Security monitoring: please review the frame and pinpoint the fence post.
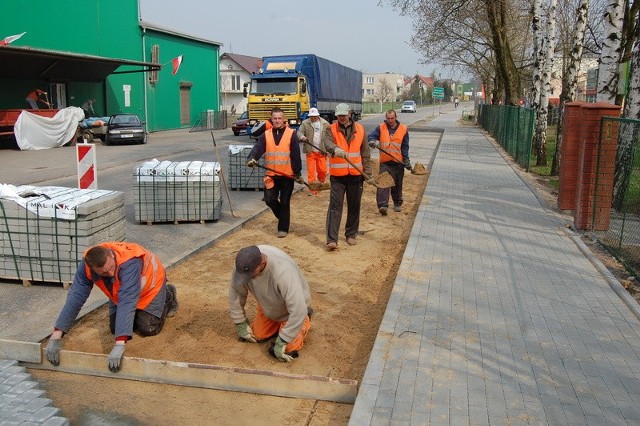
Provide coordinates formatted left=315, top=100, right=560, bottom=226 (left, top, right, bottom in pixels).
left=557, top=101, right=586, bottom=210
left=573, top=103, right=621, bottom=230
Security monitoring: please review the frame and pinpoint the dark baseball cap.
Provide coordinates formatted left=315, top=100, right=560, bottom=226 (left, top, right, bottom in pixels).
left=233, top=245, right=262, bottom=285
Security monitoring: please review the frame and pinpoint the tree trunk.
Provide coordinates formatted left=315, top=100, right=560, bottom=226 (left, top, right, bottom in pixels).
left=596, top=0, right=624, bottom=103
left=534, top=0, right=558, bottom=167
left=531, top=0, right=544, bottom=110
left=484, top=0, right=521, bottom=105
left=552, top=0, right=590, bottom=176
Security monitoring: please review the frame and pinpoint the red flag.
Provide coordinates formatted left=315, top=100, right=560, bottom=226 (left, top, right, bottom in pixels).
left=171, top=55, right=183, bottom=75
left=0, top=32, right=26, bottom=46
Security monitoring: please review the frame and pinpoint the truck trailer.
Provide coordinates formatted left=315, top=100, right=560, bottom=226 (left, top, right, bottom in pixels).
left=243, top=54, right=362, bottom=131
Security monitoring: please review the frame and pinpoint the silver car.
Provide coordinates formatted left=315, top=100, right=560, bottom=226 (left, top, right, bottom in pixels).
left=401, top=100, right=417, bottom=113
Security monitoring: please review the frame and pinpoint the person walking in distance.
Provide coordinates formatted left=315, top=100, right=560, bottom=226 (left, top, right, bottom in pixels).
left=246, top=107, right=304, bottom=238
left=229, top=245, right=312, bottom=362
left=297, top=107, right=330, bottom=189
left=368, top=109, right=411, bottom=215
left=44, top=242, right=179, bottom=373
left=324, top=103, right=373, bottom=250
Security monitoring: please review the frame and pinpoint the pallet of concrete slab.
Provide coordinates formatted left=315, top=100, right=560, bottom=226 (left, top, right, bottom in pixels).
left=2, top=339, right=358, bottom=403
left=134, top=160, right=222, bottom=224
left=228, top=144, right=266, bottom=190
left=0, top=184, right=125, bottom=286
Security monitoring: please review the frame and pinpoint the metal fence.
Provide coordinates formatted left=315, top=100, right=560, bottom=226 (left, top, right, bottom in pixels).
left=477, top=104, right=535, bottom=170
left=593, top=116, right=640, bottom=277
left=189, top=110, right=228, bottom=132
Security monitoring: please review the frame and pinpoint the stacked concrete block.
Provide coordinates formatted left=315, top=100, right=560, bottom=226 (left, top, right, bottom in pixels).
left=0, top=185, right=125, bottom=284
left=134, top=160, right=222, bottom=223
left=229, top=144, right=265, bottom=190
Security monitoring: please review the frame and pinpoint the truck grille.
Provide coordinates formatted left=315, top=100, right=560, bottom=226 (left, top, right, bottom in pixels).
left=250, top=102, right=298, bottom=122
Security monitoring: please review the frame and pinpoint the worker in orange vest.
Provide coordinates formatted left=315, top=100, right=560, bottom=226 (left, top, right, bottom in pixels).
left=45, top=242, right=179, bottom=373
left=246, top=107, right=303, bottom=238
left=323, top=103, right=373, bottom=250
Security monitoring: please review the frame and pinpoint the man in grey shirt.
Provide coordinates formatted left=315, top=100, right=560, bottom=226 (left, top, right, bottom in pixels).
left=229, top=245, right=312, bottom=362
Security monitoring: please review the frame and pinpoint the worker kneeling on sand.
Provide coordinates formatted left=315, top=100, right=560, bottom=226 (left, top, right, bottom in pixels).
left=229, top=245, right=312, bottom=362
left=45, top=242, right=179, bottom=373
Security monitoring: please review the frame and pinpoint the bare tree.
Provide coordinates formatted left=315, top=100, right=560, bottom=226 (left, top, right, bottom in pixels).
left=612, top=1, right=640, bottom=208
left=551, top=0, right=590, bottom=175
left=531, top=0, right=544, bottom=108
left=378, top=77, right=396, bottom=102
left=533, top=0, right=558, bottom=166
left=596, top=0, right=624, bottom=103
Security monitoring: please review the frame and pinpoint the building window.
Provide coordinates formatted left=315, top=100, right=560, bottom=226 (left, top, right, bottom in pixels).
left=231, top=75, right=241, bottom=91
left=366, top=77, right=374, bottom=84
left=366, top=88, right=375, bottom=95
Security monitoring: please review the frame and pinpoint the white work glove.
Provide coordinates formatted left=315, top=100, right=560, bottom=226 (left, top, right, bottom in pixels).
left=108, top=342, right=126, bottom=373
left=273, top=336, right=294, bottom=362
left=235, top=320, right=257, bottom=343
left=246, top=159, right=258, bottom=168
left=368, top=139, right=379, bottom=149
left=333, top=147, right=347, bottom=159
left=45, top=338, right=62, bottom=366
left=365, top=177, right=377, bottom=186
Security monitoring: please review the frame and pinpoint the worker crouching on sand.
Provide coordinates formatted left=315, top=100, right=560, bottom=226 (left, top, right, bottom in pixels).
left=229, top=245, right=312, bottom=362
left=45, top=242, right=178, bottom=373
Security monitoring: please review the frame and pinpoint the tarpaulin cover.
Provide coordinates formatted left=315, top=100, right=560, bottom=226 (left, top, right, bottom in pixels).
left=14, top=107, right=84, bottom=150
left=260, top=54, right=362, bottom=105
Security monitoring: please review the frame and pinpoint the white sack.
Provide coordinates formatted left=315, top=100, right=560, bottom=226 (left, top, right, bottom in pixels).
left=14, top=107, right=85, bottom=150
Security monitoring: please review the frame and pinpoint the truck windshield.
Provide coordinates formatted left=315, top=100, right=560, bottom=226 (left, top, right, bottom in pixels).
left=250, top=78, right=298, bottom=95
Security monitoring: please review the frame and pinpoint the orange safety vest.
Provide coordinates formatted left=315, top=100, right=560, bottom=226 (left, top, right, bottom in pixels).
left=329, top=122, right=365, bottom=176
left=83, top=242, right=165, bottom=310
left=264, top=127, right=294, bottom=177
left=378, top=123, right=407, bottom=163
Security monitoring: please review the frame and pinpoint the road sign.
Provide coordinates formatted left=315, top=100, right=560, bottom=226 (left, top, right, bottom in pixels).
left=77, top=143, right=98, bottom=189
left=432, top=87, right=445, bottom=99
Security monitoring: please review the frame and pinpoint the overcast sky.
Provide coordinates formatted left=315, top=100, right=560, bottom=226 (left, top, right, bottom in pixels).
left=138, top=0, right=441, bottom=77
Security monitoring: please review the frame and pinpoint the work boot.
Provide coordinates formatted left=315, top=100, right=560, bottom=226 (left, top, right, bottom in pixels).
left=166, top=284, right=179, bottom=317
left=278, top=231, right=288, bottom=238
left=327, top=241, right=337, bottom=251
left=394, top=205, right=401, bottom=212
left=379, top=206, right=388, bottom=216
left=307, top=306, right=314, bottom=319
left=347, top=237, right=357, bottom=246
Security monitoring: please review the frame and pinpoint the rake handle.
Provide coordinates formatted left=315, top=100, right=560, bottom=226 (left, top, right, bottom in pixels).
left=300, top=138, right=379, bottom=187
left=254, top=163, right=315, bottom=192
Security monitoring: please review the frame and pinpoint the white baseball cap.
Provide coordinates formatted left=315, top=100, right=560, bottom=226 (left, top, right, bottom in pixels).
left=335, top=103, right=350, bottom=115
left=308, top=107, right=320, bottom=117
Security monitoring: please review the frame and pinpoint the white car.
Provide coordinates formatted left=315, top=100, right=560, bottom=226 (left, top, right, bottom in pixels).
left=401, top=100, right=417, bottom=113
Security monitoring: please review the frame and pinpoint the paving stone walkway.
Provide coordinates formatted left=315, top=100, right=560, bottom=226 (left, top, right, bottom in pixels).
left=350, top=110, right=640, bottom=425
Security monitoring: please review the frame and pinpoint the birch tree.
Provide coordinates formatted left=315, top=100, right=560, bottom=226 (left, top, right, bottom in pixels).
left=550, top=0, right=590, bottom=175
left=596, top=0, right=624, bottom=103
left=533, top=0, right=558, bottom=166
left=531, top=0, right=544, bottom=109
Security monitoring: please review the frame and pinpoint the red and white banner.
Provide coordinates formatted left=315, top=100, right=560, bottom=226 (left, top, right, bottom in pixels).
left=171, top=55, right=183, bottom=75
left=76, top=143, right=98, bottom=189
left=0, top=32, right=26, bottom=46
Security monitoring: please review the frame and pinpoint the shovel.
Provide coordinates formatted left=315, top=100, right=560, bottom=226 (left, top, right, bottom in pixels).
left=373, top=143, right=428, bottom=175
left=253, top=163, right=320, bottom=194
left=298, top=139, right=394, bottom=188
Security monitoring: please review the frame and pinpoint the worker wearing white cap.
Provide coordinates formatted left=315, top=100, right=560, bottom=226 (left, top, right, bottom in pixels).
left=297, top=107, right=330, bottom=187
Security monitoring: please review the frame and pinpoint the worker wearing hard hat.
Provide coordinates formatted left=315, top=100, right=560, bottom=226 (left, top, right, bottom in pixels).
left=297, top=107, right=330, bottom=188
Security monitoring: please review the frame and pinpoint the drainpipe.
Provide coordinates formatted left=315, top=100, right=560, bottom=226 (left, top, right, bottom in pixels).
left=141, top=26, right=149, bottom=129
